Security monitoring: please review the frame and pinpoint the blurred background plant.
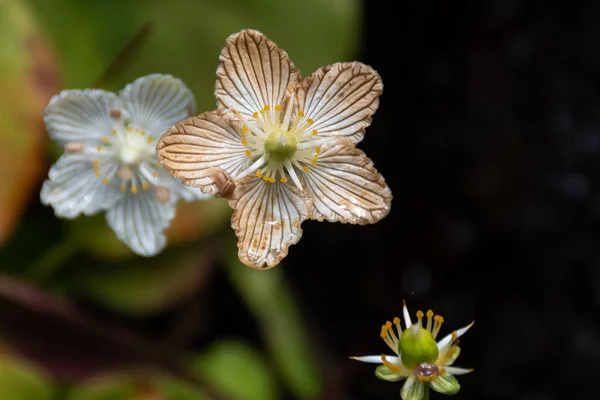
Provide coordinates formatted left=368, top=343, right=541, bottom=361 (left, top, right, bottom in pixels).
left=0, top=0, right=358, bottom=398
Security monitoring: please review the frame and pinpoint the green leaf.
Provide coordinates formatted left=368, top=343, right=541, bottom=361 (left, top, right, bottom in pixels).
left=66, top=375, right=137, bottom=400
left=0, top=351, right=55, bottom=400
left=193, top=339, right=279, bottom=400
left=429, top=373, right=461, bottom=395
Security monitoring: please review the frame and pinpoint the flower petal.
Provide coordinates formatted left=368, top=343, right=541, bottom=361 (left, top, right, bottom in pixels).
left=301, top=139, right=392, bottom=224
left=120, top=74, right=196, bottom=136
left=106, top=189, right=176, bottom=257
left=429, top=373, right=461, bottom=395
left=228, top=176, right=310, bottom=268
left=437, top=322, right=474, bottom=353
left=350, top=355, right=398, bottom=364
left=215, top=29, right=300, bottom=119
left=443, top=366, right=473, bottom=376
left=157, top=111, right=249, bottom=197
left=296, top=62, right=382, bottom=144
left=403, top=300, right=412, bottom=328
left=44, top=89, right=121, bottom=145
left=40, top=153, right=121, bottom=218
left=375, top=365, right=406, bottom=382
left=401, top=377, right=425, bottom=400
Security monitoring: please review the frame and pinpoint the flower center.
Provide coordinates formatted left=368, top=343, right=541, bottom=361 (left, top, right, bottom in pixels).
left=118, top=130, right=153, bottom=166
left=264, top=129, right=297, bottom=163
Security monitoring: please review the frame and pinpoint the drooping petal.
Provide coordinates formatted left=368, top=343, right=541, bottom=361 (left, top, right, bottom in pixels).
left=437, top=322, right=474, bottom=353
left=40, top=153, right=122, bottom=218
left=350, top=355, right=399, bottom=364
left=44, top=89, right=121, bottom=145
left=106, top=189, right=176, bottom=257
left=157, top=111, right=249, bottom=196
left=301, top=139, right=392, bottom=224
left=443, top=366, right=473, bottom=375
left=375, top=365, right=406, bottom=382
left=296, top=62, right=382, bottom=144
left=120, top=74, right=196, bottom=136
left=228, top=176, right=310, bottom=268
left=429, top=373, right=461, bottom=395
left=215, top=29, right=300, bottom=119
left=401, top=377, right=425, bottom=400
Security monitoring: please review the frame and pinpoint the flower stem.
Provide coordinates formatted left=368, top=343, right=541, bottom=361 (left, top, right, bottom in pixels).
left=423, top=386, right=430, bottom=400
left=27, top=238, right=78, bottom=282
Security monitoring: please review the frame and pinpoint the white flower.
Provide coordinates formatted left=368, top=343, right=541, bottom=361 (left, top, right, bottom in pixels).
left=351, top=302, right=474, bottom=400
left=41, top=74, right=209, bottom=256
left=157, top=29, right=392, bottom=269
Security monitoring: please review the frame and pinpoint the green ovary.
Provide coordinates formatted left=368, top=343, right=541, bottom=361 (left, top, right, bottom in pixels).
left=264, top=130, right=297, bottom=163
left=399, top=325, right=439, bottom=369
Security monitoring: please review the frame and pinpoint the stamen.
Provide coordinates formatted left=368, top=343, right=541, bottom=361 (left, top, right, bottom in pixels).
left=437, top=345, right=458, bottom=366
left=297, top=111, right=304, bottom=117
left=241, top=137, right=248, bottom=145
left=120, top=186, right=126, bottom=192
left=242, top=126, right=249, bottom=134
left=103, top=178, right=110, bottom=185
left=386, top=321, right=399, bottom=344
left=65, top=142, right=84, bottom=153
left=315, top=146, right=321, bottom=154
left=111, top=129, right=117, bottom=135
left=307, top=118, right=314, bottom=125
left=394, top=317, right=402, bottom=334
left=256, top=170, right=263, bottom=178
left=380, top=355, right=401, bottom=374
left=312, top=129, right=318, bottom=136
left=274, top=105, right=282, bottom=111
left=281, top=94, right=295, bottom=132
left=101, top=137, right=110, bottom=143
left=233, top=109, right=268, bottom=139
left=432, top=315, right=444, bottom=338
left=155, top=186, right=170, bottom=204
left=235, top=154, right=268, bottom=180
left=311, top=156, right=318, bottom=166
left=252, top=112, right=259, bottom=118
left=142, top=182, right=149, bottom=190
left=131, top=187, right=138, bottom=194
left=93, top=160, right=101, bottom=177
left=280, top=177, right=288, bottom=183
left=97, top=145, right=103, bottom=152
left=147, top=137, right=153, bottom=144
left=245, top=150, right=252, bottom=157
left=416, top=310, right=424, bottom=326
left=426, top=310, right=434, bottom=332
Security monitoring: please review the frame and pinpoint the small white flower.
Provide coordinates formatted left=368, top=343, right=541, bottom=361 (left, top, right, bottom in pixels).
left=157, top=29, right=392, bottom=269
left=351, top=302, right=474, bottom=400
left=41, top=74, right=210, bottom=256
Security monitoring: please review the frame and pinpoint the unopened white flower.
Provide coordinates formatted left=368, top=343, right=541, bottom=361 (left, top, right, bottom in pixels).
left=351, top=302, right=474, bottom=400
left=41, top=74, right=209, bottom=256
left=157, top=29, right=392, bottom=269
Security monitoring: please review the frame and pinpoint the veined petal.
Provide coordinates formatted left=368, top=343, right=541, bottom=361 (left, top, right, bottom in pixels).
left=437, top=322, right=474, bottom=353
left=40, top=153, right=121, bottom=218
left=228, top=176, right=310, bottom=269
left=120, top=74, right=196, bottom=136
left=106, top=189, right=176, bottom=257
left=375, top=365, right=406, bottom=382
left=350, top=355, right=398, bottom=364
left=401, top=377, right=425, bottom=400
left=157, top=111, right=249, bottom=196
left=301, top=139, right=392, bottom=224
left=296, top=62, right=382, bottom=144
left=215, top=29, right=300, bottom=119
left=44, top=89, right=121, bottom=145
left=443, top=366, right=473, bottom=376
left=429, top=374, right=461, bottom=395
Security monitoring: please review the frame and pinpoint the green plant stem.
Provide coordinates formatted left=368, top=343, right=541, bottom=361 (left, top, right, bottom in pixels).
left=424, top=385, right=430, bottom=400
left=27, top=238, right=78, bottom=282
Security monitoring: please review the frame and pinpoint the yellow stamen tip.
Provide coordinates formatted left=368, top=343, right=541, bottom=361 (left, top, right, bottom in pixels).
left=102, top=178, right=109, bottom=184
left=302, top=166, right=309, bottom=172
left=93, top=160, right=99, bottom=168
left=252, top=112, right=259, bottom=118
left=307, top=118, right=314, bottom=125
left=298, top=111, right=304, bottom=117
left=120, top=186, right=126, bottom=192
left=245, top=150, right=252, bottom=157
left=242, top=126, right=249, bottom=134
left=315, top=146, right=321, bottom=154
left=269, top=177, right=275, bottom=183
left=416, top=310, right=424, bottom=318
left=280, top=177, right=288, bottom=183
left=101, top=137, right=109, bottom=143
left=97, top=146, right=102, bottom=152
left=147, top=137, right=153, bottom=144
left=263, top=175, right=270, bottom=181
left=152, top=171, right=158, bottom=177
left=311, top=156, right=318, bottom=166
left=142, top=183, right=149, bottom=190
left=426, top=310, right=434, bottom=317
left=111, top=129, right=117, bottom=135
left=274, top=105, right=282, bottom=111
left=393, top=317, right=400, bottom=325
left=256, top=170, right=263, bottom=178
left=94, top=171, right=101, bottom=177
left=264, top=105, right=270, bottom=111
left=312, top=129, right=318, bottom=135
left=134, top=128, right=140, bottom=132
left=131, top=187, right=138, bottom=194
left=140, top=131, right=146, bottom=136
left=127, top=128, right=133, bottom=133
left=241, top=138, right=248, bottom=145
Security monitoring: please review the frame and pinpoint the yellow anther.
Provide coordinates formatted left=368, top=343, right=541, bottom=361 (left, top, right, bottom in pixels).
left=264, top=105, right=270, bottom=111
left=307, top=118, right=314, bottom=125
left=312, top=129, right=318, bottom=135
left=311, top=156, right=318, bottom=166
left=252, top=112, right=259, bottom=118
left=94, top=170, right=101, bottom=177
left=393, top=317, right=400, bottom=325
left=147, top=137, right=153, bottom=144
left=102, top=178, right=109, bottom=185
left=142, top=182, right=149, bottom=190
left=242, top=126, right=249, bottom=134
left=131, top=187, right=138, bottom=194
left=263, top=175, right=270, bottom=181
left=427, top=310, right=434, bottom=318
left=416, top=310, right=424, bottom=318
left=140, top=130, right=146, bottom=136
left=134, top=128, right=140, bottom=132
left=298, top=111, right=304, bottom=117
left=280, top=177, right=288, bottom=183
left=302, top=166, right=309, bottom=172
left=439, top=368, right=446, bottom=374
left=245, top=150, right=252, bottom=157
left=120, top=186, right=126, bottom=192
left=241, top=137, right=248, bottom=145
left=111, top=129, right=117, bottom=135
left=381, top=355, right=401, bottom=373
left=256, top=170, right=263, bottom=178
left=127, top=127, right=133, bottom=133
left=97, top=145, right=102, bottom=152
left=152, top=171, right=158, bottom=177
left=315, top=146, right=321, bottom=154
left=269, top=177, right=276, bottom=183
left=101, top=137, right=109, bottom=143
left=275, top=105, right=282, bottom=111
left=156, top=162, right=162, bottom=167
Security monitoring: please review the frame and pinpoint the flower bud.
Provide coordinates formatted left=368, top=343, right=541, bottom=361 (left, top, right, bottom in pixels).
left=399, top=324, right=439, bottom=369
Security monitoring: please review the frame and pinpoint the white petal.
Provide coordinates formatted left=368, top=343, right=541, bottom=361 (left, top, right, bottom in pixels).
left=437, top=322, right=474, bottom=352
left=350, top=355, right=398, bottom=364
left=106, top=189, right=175, bottom=257
left=215, top=29, right=300, bottom=120
left=297, top=62, right=382, bottom=144
left=443, top=366, right=473, bottom=375
left=301, top=139, right=392, bottom=224
left=228, top=176, right=310, bottom=268
left=44, top=89, right=121, bottom=145
left=157, top=111, right=250, bottom=197
left=403, top=301, right=412, bottom=329
left=40, top=153, right=121, bottom=218
left=120, top=74, right=196, bottom=136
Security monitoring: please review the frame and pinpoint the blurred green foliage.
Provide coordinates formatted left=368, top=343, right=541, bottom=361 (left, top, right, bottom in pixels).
left=0, top=0, right=359, bottom=398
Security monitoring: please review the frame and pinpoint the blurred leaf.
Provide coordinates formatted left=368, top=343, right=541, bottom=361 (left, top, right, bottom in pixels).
left=0, top=0, right=60, bottom=245
left=66, top=374, right=137, bottom=400
left=224, top=240, right=322, bottom=399
left=166, top=198, right=232, bottom=245
left=193, top=339, right=279, bottom=400
left=72, top=247, right=214, bottom=315
left=0, top=348, right=56, bottom=400
left=155, top=375, right=210, bottom=400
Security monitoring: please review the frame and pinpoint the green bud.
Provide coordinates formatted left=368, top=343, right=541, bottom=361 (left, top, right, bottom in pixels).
left=429, top=373, right=460, bottom=395
left=399, top=325, right=439, bottom=369
left=264, top=130, right=297, bottom=163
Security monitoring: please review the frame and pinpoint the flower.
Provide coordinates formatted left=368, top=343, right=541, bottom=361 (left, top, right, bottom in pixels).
left=157, top=29, right=392, bottom=269
left=41, top=74, right=210, bottom=256
left=351, top=302, right=474, bottom=400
